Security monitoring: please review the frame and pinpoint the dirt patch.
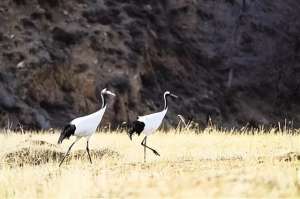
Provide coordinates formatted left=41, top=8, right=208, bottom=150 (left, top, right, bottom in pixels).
left=1, top=144, right=120, bottom=167
left=2, top=147, right=63, bottom=167
left=276, top=152, right=300, bottom=162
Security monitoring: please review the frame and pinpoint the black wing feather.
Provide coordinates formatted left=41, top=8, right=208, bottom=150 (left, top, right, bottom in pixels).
left=58, top=124, right=76, bottom=144
left=131, top=121, right=145, bottom=135
left=127, top=121, right=145, bottom=140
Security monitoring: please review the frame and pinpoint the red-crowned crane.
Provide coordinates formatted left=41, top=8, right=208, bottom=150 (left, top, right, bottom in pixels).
left=128, top=91, right=177, bottom=162
left=58, top=88, right=115, bottom=167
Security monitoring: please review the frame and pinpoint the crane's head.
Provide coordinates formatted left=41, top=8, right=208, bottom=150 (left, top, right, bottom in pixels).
left=101, top=88, right=116, bottom=97
left=164, top=91, right=178, bottom=99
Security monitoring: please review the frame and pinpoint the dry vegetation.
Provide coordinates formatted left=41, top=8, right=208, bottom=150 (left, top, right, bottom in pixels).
left=1, top=128, right=300, bottom=198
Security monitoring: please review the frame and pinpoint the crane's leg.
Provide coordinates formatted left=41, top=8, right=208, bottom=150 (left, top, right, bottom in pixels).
left=143, top=136, right=146, bottom=162
left=141, top=136, right=160, bottom=162
left=59, top=137, right=80, bottom=167
left=86, top=140, right=92, bottom=164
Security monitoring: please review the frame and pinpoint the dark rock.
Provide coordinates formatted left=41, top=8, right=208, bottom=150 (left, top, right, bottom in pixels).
left=124, top=4, right=146, bottom=19
left=13, top=0, right=26, bottom=6
left=0, top=86, right=18, bottom=111
left=0, top=0, right=299, bottom=130
left=3, top=51, right=26, bottom=63
left=0, top=32, right=5, bottom=42
left=110, top=75, right=131, bottom=94
left=21, top=17, right=36, bottom=29
left=37, top=0, right=59, bottom=8
left=30, top=9, right=52, bottom=21
left=197, top=9, right=214, bottom=21
left=33, top=110, right=50, bottom=129
left=52, top=27, right=85, bottom=46
left=74, top=63, right=89, bottom=73
left=82, top=8, right=121, bottom=25
left=90, top=35, right=103, bottom=51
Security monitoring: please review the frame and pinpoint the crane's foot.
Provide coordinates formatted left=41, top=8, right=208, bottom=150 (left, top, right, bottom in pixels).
left=152, top=150, right=160, bottom=156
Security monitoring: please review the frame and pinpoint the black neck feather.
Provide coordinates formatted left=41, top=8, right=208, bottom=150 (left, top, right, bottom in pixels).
left=101, top=93, right=106, bottom=108
left=164, top=94, right=169, bottom=110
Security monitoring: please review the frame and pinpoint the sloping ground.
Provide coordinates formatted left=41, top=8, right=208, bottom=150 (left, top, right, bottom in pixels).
left=0, top=0, right=300, bottom=129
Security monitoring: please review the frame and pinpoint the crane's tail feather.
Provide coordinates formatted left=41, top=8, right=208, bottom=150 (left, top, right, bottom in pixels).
left=58, top=124, right=76, bottom=144
left=126, top=121, right=145, bottom=141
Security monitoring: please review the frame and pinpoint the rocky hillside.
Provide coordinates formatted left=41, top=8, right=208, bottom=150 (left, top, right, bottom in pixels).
left=0, top=0, right=300, bottom=130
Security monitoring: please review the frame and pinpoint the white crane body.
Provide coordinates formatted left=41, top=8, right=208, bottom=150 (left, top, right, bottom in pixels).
left=137, top=108, right=167, bottom=135
left=71, top=106, right=107, bottom=137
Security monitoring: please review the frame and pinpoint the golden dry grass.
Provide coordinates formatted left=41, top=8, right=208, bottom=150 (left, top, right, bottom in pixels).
left=0, top=128, right=300, bottom=198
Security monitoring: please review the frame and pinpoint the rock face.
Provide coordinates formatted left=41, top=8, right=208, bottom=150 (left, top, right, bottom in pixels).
left=0, top=0, right=300, bottom=130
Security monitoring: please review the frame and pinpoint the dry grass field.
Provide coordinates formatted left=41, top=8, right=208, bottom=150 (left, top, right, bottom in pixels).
left=1, top=128, right=300, bottom=198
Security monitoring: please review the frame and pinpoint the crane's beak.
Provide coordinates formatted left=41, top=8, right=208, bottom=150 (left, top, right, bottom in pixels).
left=106, top=91, right=116, bottom=97
left=170, top=93, right=178, bottom=98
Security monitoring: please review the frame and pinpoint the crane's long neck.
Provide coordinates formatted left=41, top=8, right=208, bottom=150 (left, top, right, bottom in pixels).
left=164, top=94, right=168, bottom=110
left=101, top=93, right=106, bottom=109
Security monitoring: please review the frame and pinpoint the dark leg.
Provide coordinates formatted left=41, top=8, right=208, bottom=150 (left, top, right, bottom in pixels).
left=59, top=140, right=77, bottom=167
left=86, top=140, right=92, bottom=164
left=141, top=136, right=160, bottom=162
left=144, top=136, right=146, bottom=162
